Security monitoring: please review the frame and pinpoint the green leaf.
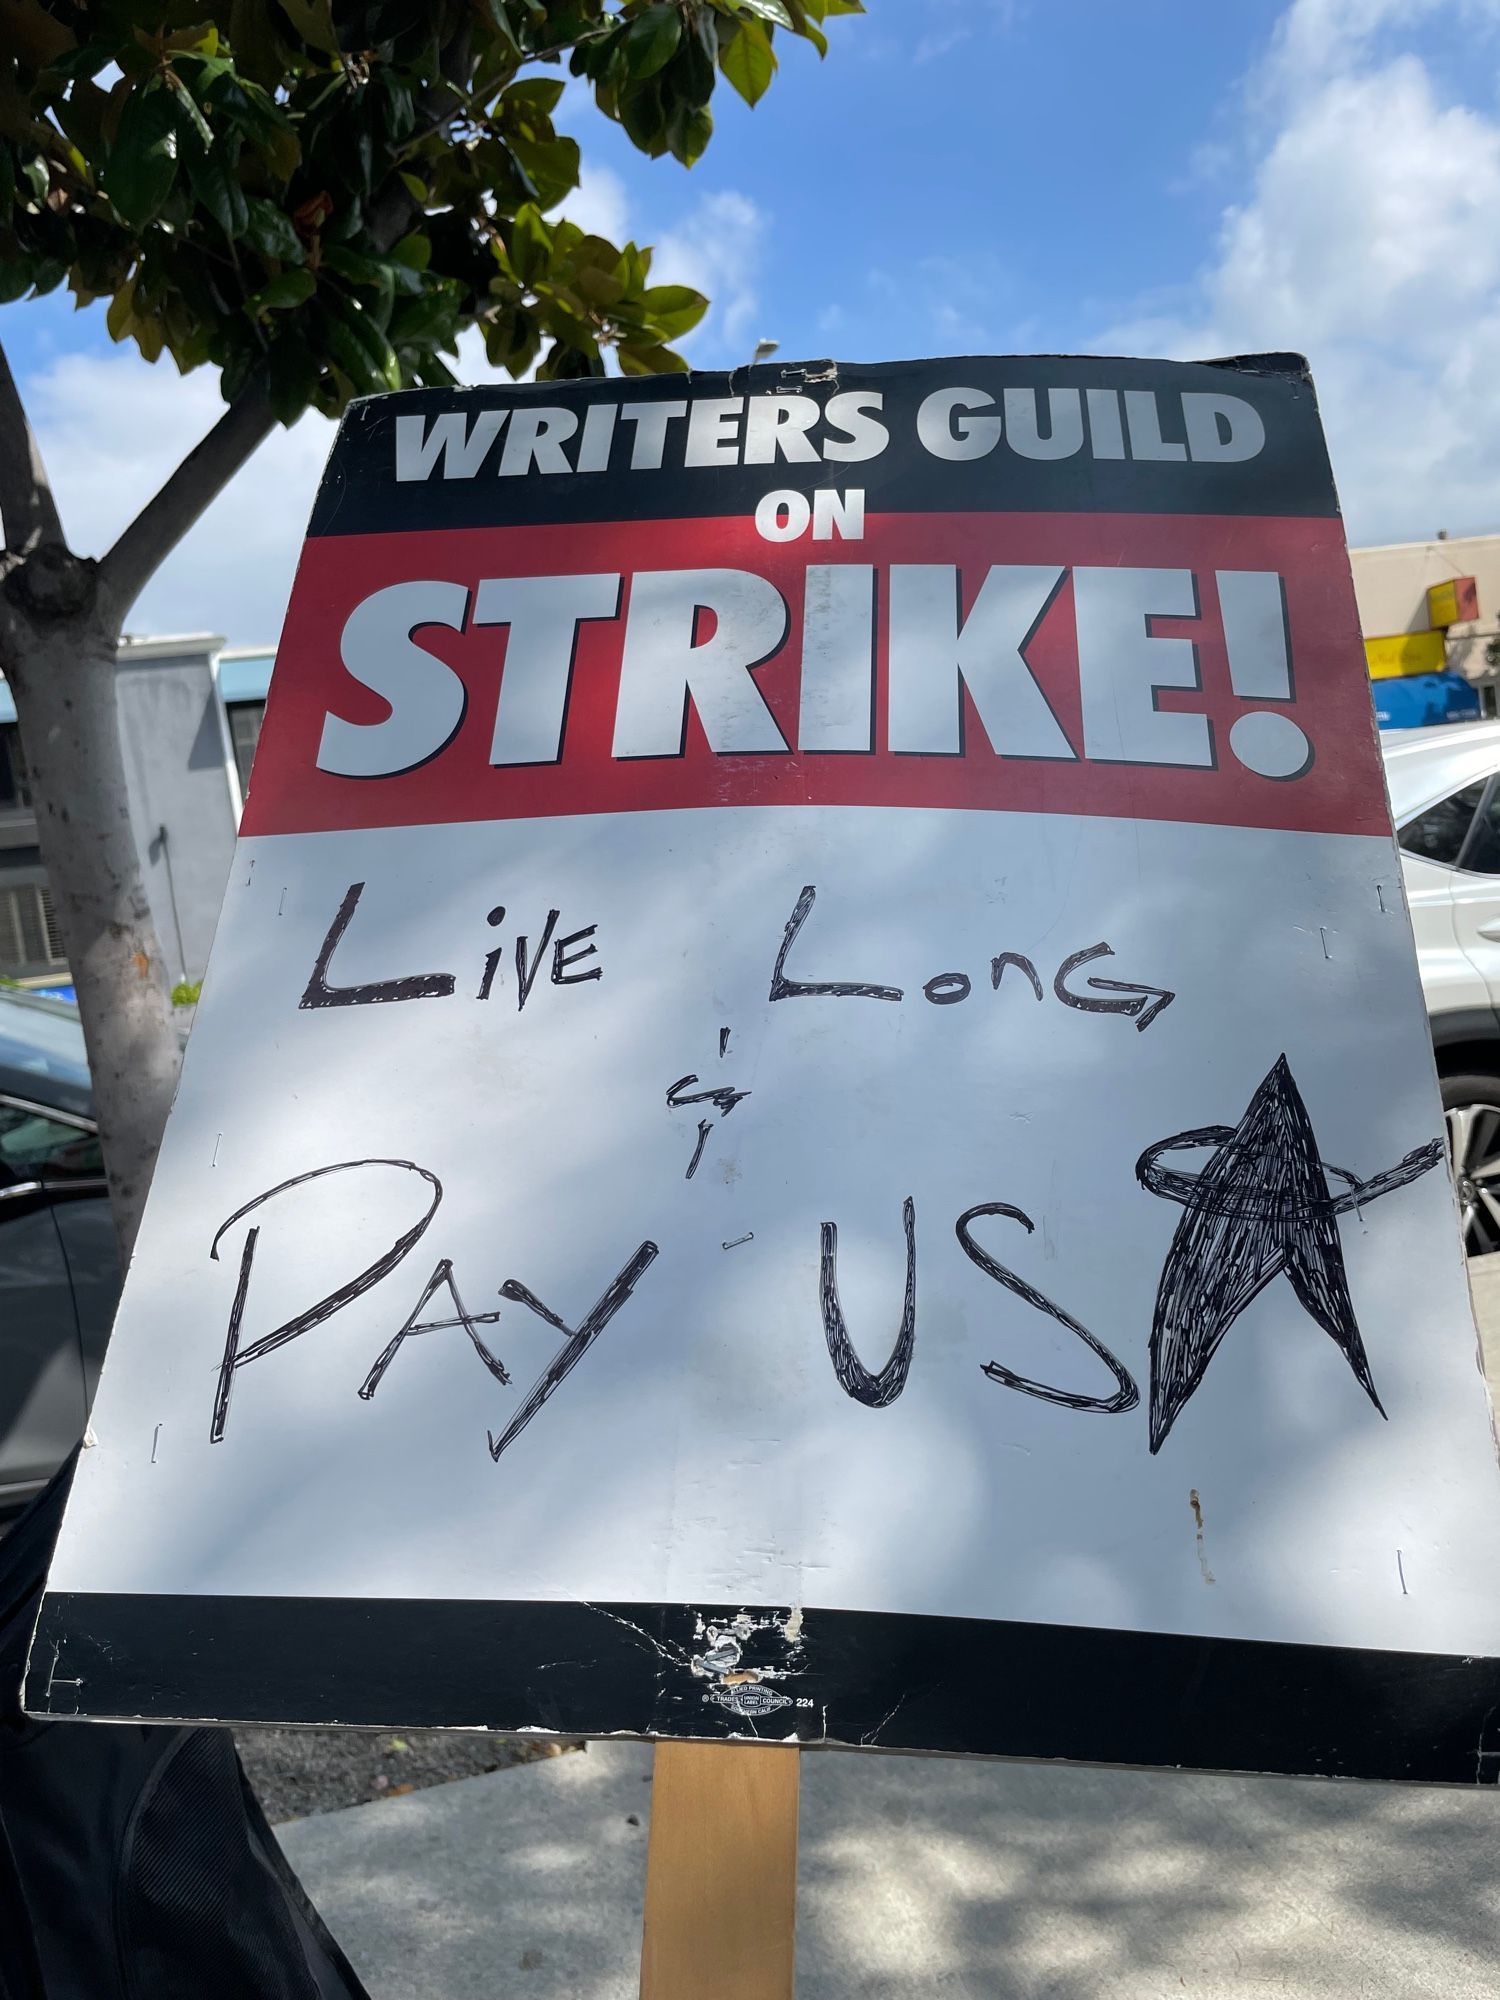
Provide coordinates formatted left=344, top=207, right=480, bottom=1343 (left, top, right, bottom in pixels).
left=624, top=4, right=682, bottom=78
left=669, top=32, right=717, bottom=106
left=106, top=273, right=136, bottom=339
left=502, top=77, right=566, bottom=115
left=398, top=169, right=427, bottom=201
left=507, top=201, right=551, bottom=284
left=246, top=268, right=315, bottom=313
left=266, top=335, right=321, bottom=423
left=389, top=288, right=462, bottom=345
left=227, top=0, right=288, bottom=85
left=320, top=314, right=387, bottom=395
left=821, top=1, right=865, bottom=13
left=733, top=0, right=794, bottom=23
left=330, top=244, right=425, bottom=295
left=640, top=283, right=708, bottom=339
left=20, top=156, right=49, bottom=207
left=617, top=76, right=669, bottom=154
left=184, top=139, right=249, bottom=238
left=718, top=17, right=775, bottom=105
left=276, top=0, right=339, bottom=55
left=243, top=195, right=303, bottom=260
left=391, top=230, right=431, bottom=270
left=665, top=100, right=712, bottom=165
left=783, top=2, right=827, bottom=54
left=508, top=131, right=581, bottom=209
left=617, top=339, right=687, bottom=376
left=104, top=78, right=180, bottom=228
left=164, top=23, right=221, bottom=56
left=164, top=70, right=214, bottom=151
left=325, top=288, right=403, bottom=389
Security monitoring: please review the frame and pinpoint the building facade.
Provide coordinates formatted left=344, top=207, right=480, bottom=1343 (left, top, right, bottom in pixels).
left=0, top=636, right=273, bottom=988
left=1348, top=532, right=1500, bottom=714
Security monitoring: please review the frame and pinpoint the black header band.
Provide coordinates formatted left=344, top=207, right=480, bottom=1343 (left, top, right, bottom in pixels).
left=307, top=352, right=1340, bottom=539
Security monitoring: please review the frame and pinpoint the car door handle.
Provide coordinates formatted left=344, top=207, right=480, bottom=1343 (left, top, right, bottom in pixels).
left=0, top=1181, right=43, bottom=1202
left=1479, top=921, right=1500, bottom=941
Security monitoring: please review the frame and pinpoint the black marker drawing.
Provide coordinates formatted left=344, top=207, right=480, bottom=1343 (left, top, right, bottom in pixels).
left=1137, top=1054, right=1443, bottom=1451
left=923, top=972, right=971, bottom=1005
left=685, top=1119, right=712, bottom=1180
left=958, top=1202, right=1139, bottom=1413
left=488, top=1241, right=660, bottom=1461
left=516, top=908, right=560, bottom=1011
left=719, top=1027, right=731, bottom=1058
left=1054, top=942, right=1175, bottom=1032
left=667, top=1073, right=750, bottom=1118
left=552, top=923, right=601, bottom=985
left=209, top=1158, right=442, bottom=1441
left=300, top=883, right=456, bottom=1010
left=477, top=904, right=506, bottom=1000
left=770, top=885, right=904, bottom=1002
left=991, top=952, right=1044, bottom=1001
left=358, top=1257, right=509, bottom=1401
left=820, top=1197, right=917, bottom=1408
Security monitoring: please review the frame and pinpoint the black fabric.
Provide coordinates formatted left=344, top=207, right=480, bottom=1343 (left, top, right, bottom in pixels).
left=0, top=1457, right=369, bottom=2000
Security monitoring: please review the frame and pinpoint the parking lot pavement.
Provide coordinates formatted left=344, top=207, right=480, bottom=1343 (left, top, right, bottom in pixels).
left=277, top=1263, right=1500, bottom=2000
left=281, top=1734, right=1500, bottom=2000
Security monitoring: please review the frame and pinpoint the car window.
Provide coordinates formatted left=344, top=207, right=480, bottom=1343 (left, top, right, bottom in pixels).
left=1398, top=780, right=1488, bottom=867
left=0, top=1100, right=103, bottom=1186
left=0, top=993, right=90, bottom=1090
left=1459, top=784, right=1500, bottom=874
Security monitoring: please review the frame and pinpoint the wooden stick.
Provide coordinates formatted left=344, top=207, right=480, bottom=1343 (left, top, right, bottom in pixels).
left=640, top=1739, right=801, bottom=2000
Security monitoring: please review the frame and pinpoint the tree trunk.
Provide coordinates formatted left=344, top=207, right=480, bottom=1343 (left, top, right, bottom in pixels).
left=3, top=575, right=180, bottom=1264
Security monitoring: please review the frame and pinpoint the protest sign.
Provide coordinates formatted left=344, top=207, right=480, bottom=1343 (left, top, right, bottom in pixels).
left=29, top=355, right=1500, bottom=1781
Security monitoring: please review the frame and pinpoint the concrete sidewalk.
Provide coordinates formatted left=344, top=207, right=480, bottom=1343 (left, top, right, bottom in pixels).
left=281, top=1738, right=1500, bottom=1999
left=279, top=1256, right=1500, bottom=1999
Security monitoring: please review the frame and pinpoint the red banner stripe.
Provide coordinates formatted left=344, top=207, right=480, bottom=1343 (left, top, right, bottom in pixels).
left=243, top=510, right=1388, bottom=841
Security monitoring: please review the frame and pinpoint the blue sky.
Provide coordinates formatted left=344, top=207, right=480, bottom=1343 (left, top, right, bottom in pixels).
left=6, top=0, right=1500, bottom=646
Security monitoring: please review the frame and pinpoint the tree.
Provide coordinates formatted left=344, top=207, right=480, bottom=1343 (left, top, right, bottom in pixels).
left=0, top=0, right=861, bottom=1258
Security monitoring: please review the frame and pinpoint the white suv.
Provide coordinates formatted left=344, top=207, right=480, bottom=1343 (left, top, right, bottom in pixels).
left=1386, top=719, right=1500, bottom=1254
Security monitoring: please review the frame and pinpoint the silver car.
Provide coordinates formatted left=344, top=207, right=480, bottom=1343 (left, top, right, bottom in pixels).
left=1387, top=719, right=1500, bottom=1254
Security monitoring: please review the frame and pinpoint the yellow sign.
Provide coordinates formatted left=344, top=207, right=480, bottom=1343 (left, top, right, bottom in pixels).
left=1428, top=581, right=1461, bottom=629
left=1365, top=630, right=1446, bottom=680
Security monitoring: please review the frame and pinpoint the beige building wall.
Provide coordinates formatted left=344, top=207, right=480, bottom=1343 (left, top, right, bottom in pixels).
left=1348, top=532, right=1500, bottom=692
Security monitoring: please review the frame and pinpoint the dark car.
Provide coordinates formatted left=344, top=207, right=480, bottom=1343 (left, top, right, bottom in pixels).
left=0, top=988, right=118, bottom=1514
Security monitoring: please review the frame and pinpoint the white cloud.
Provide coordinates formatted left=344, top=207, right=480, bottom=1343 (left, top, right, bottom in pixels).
left=558, top=160, right=631, bottom=244
left=14, top=170, right=768, bottom=647
left=1096, top=0, right=1500, bottom=545
left=914, top=28, right=970, bottom=63
left=652, top=189, right=767, bottom=360
left=23, top=350, right=332, bottom=648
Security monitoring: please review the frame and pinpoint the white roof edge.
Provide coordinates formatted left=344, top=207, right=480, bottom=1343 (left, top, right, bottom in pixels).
left=116, top=632, right=226, bottom=661
left=1351, top=533, right=1500, bottom=557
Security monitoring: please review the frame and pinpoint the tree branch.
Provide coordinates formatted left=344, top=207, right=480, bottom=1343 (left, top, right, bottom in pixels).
left=99, top=380, right=278, bottom=619
left=0, top=338, right=65, bottom=557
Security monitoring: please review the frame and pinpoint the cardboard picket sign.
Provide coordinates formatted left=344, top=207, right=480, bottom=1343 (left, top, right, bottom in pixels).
left=28, top=355, right=1500, bottom=1782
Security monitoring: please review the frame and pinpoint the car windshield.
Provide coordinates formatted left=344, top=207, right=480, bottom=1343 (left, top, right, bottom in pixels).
left=0, top=991, right=89, bottom=1090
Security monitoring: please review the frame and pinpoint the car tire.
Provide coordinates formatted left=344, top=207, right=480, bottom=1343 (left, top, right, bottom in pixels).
left=1439, top=1071, right=1500, bottom=1257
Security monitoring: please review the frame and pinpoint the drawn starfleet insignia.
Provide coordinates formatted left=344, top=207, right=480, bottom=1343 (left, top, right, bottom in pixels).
left=1136, top=1055, right=1443, bottom=1453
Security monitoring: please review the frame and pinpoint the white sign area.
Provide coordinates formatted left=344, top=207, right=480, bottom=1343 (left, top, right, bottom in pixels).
left=31, top=358, right=1500, bottom=1776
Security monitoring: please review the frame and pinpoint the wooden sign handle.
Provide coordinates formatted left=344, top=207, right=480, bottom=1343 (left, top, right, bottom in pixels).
left=640, top=1740, right=801, bottom=2000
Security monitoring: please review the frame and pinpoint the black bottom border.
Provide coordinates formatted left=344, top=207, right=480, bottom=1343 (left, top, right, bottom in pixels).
left=26, top=1591, right=1500, bottom=1785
